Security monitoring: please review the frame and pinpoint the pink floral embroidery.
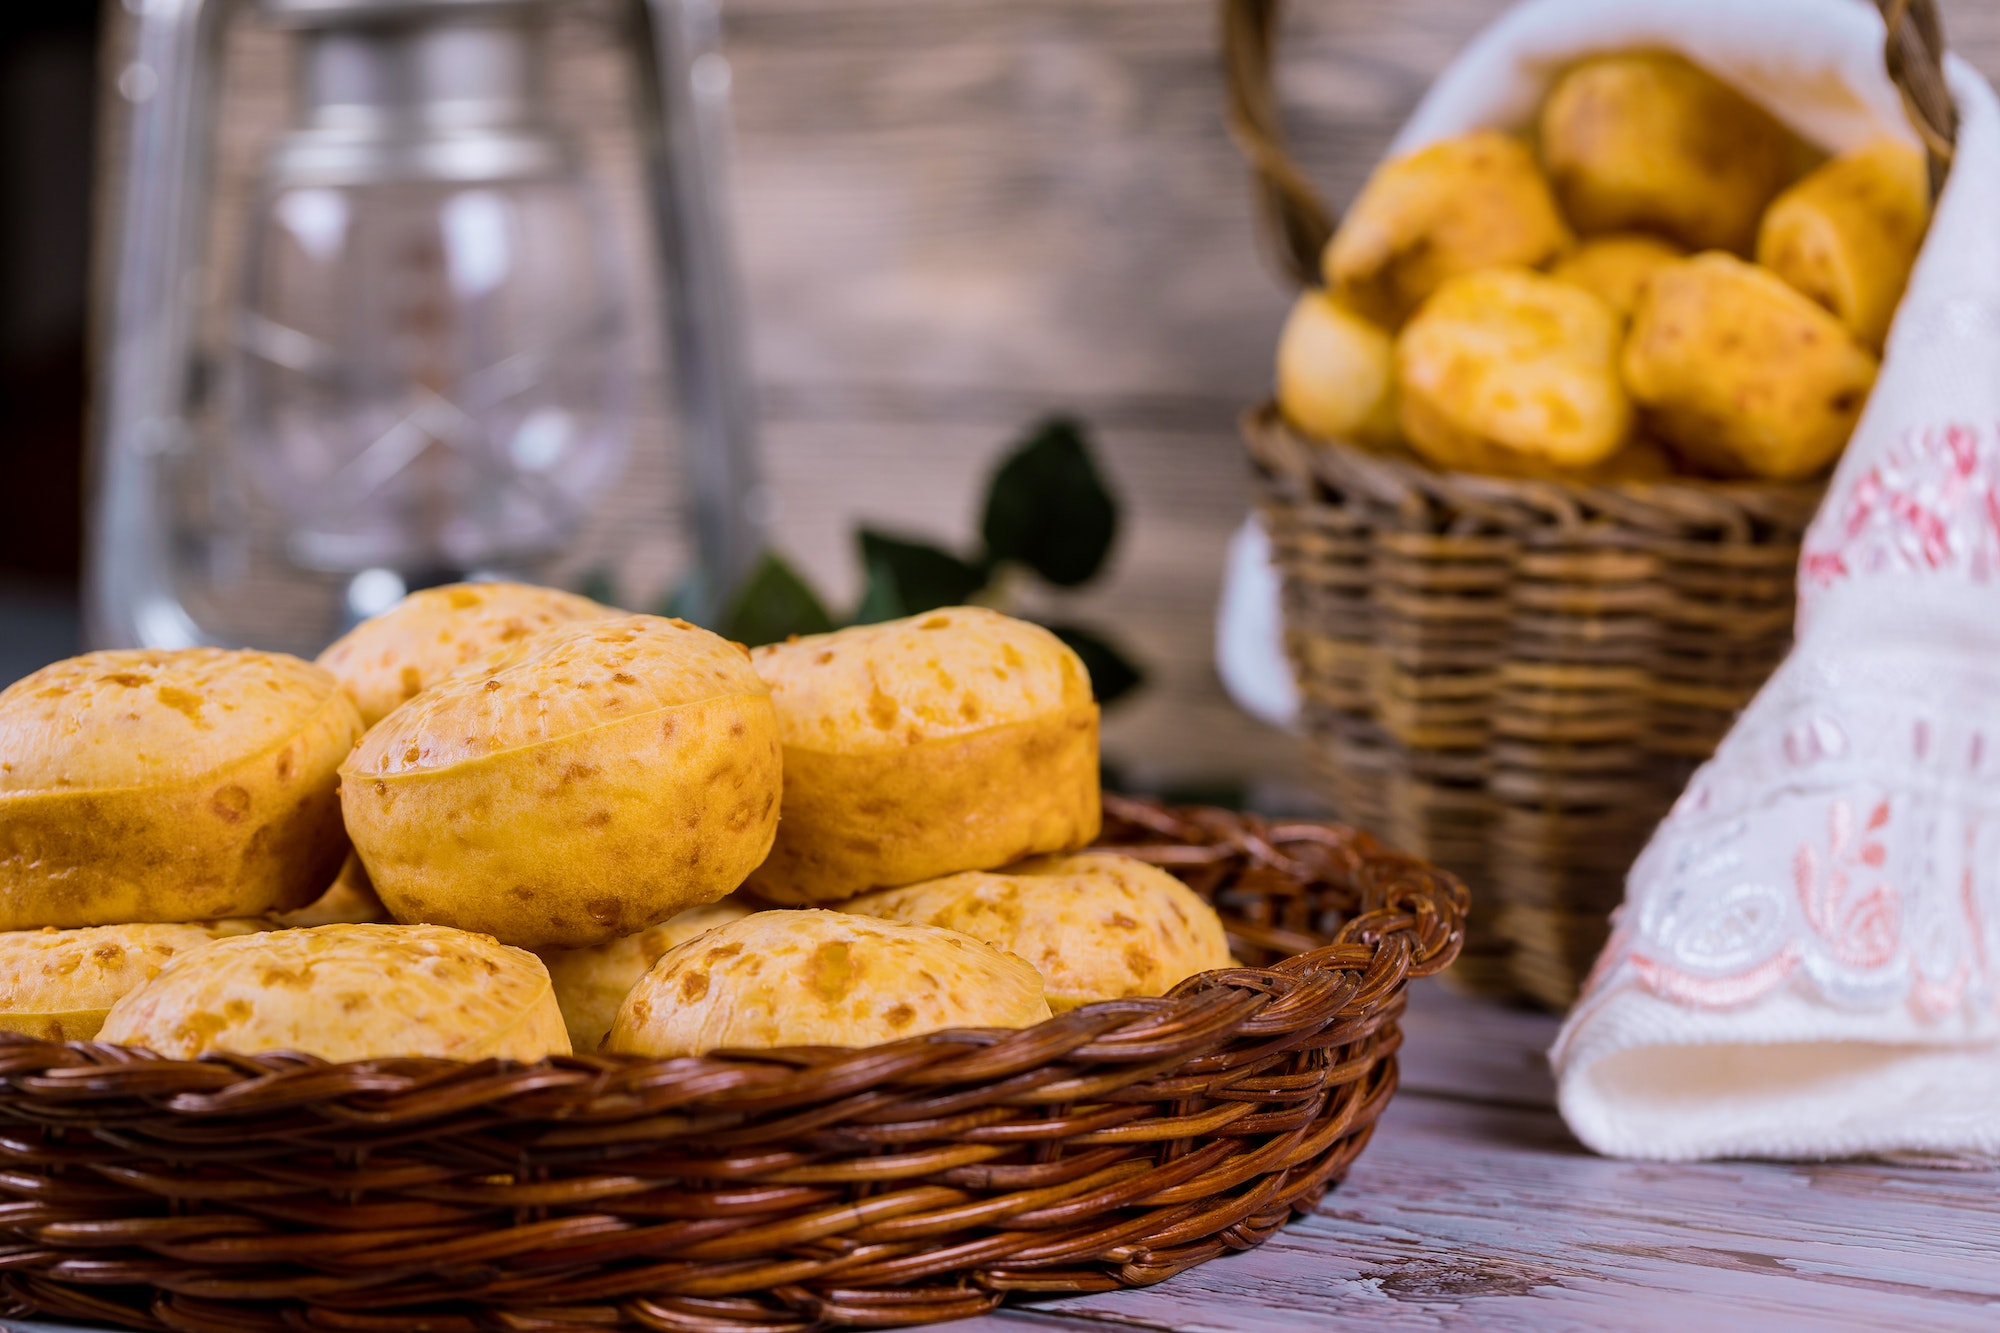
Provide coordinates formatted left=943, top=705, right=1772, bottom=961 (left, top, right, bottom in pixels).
left=1801, top=421, right=2000, bottom=601
left=1801, top=550, right=1848, bottom=585
left=1795, top=799, right=1899, bottom=970
left=1910, top=960, right=1969, bottom=1021
left=1628, top=944, right=1801, bottom=1009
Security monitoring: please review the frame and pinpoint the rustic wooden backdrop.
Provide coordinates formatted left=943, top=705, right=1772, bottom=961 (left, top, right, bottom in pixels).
left=105, top=0, right=2000, bottom=797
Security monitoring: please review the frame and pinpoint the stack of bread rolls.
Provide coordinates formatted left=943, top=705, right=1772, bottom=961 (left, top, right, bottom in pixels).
left=0, top=585, right=1230, bottom=1061
left=1276, top=51, right=1932, bottom=484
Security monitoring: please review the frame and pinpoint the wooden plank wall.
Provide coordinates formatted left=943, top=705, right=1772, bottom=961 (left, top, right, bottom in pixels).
left=113, top=0, right=2000, bottom=796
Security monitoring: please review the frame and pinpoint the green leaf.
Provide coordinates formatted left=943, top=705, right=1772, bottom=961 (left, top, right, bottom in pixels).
left=980, top=416, right=1119, bottom=588
left=1044, top=621, right=1145, bottom=707
left=851, top=528, right=988, bottom=625
left=718, top=551, right=837, bottom=647
left=851, top=561, right=904, bottom=626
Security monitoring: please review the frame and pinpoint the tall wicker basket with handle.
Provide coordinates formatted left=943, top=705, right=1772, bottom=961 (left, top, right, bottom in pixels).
left=1223, top=0, right=1957, bottom=1008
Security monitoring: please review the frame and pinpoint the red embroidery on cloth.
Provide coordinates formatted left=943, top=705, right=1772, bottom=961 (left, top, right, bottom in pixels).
left=1578, top=777, right=1981, bottom=1022
left=1802, top=421, right=2000, bottom=598
left=1911, top=959, right=1970, bottom=1021
left=1801, top=550, right=1849, bottom=585
left=1795, top=799, right=1900, bottom=970
left=1627, top=944, right=1802, bottom=1009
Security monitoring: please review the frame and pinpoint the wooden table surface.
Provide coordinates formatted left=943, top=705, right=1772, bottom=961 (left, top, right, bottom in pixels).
left=4, top=982, right=1995, bottom=1333
left=951, top=982, right=2000, bottom=1333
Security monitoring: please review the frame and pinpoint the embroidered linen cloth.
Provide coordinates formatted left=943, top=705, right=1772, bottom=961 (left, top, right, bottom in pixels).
left=1508, top=2, right=2000, bottom=1162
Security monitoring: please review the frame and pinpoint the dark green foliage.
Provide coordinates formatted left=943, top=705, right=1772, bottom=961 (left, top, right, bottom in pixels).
left=716, top=551, right=837, bottom=647
left=980, top=417, right=1118, bottom=587
left=852, top=529, right=989, bottom=624
left=1044, top=621, right=1144, bottom=706
left=576, top=567, right=622, bottom=610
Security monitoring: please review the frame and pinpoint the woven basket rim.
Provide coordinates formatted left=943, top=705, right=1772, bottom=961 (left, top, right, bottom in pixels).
left=1245, top=404, right=1828, bottom=541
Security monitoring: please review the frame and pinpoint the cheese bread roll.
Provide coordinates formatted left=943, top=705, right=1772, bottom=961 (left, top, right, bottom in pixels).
left=0, top=920, right=265, bottom=1042
left=318, top=581, right=615, bottom=726
left=342, top=615, right=782, bottom=949
left=99, top=923, right=568, bottom=1062
left=606, top=910, right=1051, bottom=1056
left=747, top=608, right=1099, bottom=904
left=0, top=649, right=361, bottom=929
left=1624, top=253, right=1878, bottom=480
left=1540, top=52, right=1801, bottom=253
left=1324, top=129, right=1571, bottom=326
left=846, top=853, right=1230, bottom=1011
left=538, top=898, right=753, bottom=1052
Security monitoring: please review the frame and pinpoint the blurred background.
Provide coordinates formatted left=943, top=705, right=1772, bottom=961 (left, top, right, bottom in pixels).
left=4, top=0, right=1996, bottom=799
left=0, top=4, right=95, bottom=676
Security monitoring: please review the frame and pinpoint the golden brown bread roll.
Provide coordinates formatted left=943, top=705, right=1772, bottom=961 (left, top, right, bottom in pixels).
left=745, top=608, right=1099, bottom=905
left=1623, top=252, right=1878, bottom=480
left=317, top=581, right=615, bottom=726
left=1275, top=289, right=1400, bottom=447
left=0, top=649, right=362, bottom=930
left=1548, top=232, right=1687, bottom=318
left=1539, top=52, right=1802, bottom=253
left=98, top=923, right=569, bottom=1062
left=0, top=920, right=265, bottom=1042
left=1396, top=268, right=1633, bottom=474
left=845, top=853, right=1231, bottom=1011
left=342, top=615, right=782, bottom=950
left=1757, top=138, right=1930, bottom=351
left=1324, top=130, right=1572, bottom=326
left=604, top=910, right=1051, bottom=1057
left=538, top=898, right=753, bottom=1051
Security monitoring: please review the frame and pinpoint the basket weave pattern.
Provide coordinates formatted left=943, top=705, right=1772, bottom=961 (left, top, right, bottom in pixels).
left=1224, top=0, right=1955, bottom=1008
left=0, top=795, right=1464, bottom=1333
left=1248, top=414, right=1815, bottom=1005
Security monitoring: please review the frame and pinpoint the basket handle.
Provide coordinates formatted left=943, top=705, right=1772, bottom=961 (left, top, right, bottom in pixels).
left=1222, top=0, right=1960, bottom=290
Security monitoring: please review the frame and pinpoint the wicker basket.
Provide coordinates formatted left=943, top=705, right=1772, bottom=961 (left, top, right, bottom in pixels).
left=1223, top=0, right=1957, bottom=1008
left=0, top=795, right=1463, bottom=1333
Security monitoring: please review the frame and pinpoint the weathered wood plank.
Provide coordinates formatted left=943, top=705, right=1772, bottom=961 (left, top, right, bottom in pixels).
left=965, top=1094, right=2000, bottom=1332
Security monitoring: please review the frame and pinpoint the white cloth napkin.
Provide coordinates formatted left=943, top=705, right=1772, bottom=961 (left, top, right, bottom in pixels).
left=1506, top=0, right=2000, bottom=1162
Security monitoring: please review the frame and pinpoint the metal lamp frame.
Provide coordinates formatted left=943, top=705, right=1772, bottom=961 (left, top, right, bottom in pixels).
left=84, top=0, right=763, bottom=648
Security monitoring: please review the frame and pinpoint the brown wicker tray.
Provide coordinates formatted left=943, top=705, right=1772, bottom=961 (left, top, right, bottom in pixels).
left=0, top=795, right=1464, bottom=1333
